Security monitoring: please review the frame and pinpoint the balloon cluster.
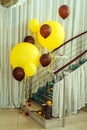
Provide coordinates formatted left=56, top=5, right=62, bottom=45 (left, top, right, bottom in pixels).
left=27, top=5, right=70, bottom=68
left=29, top=19, right=65, bottom=51
left=10, top=6, right=70, bottom=81
left=10, top=42, right=40, bottom=81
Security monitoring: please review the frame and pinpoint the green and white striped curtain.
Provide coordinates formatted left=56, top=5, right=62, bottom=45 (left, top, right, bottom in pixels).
left=0, top=0, right=87, bottom=108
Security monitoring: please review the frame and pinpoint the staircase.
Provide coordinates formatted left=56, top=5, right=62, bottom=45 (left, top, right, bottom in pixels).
left=31, top=58, right=87, bottom=105
left=31, top=81, right=54, bottom=105
left=20, top=31, right=87, bottom=128
left=69, top=59, right=87, bottom=70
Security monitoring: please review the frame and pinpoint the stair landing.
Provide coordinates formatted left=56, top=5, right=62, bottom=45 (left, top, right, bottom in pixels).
left=20, top=101, right=87, bottom=128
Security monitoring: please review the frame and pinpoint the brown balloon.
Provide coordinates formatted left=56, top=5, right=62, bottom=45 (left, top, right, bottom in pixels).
left=40, top=53, right=51, bottom=67
left=24, top=35, right=35, bottom=44
left=58, top=5, right=70, bottom=19
left=40, top=24, right=52, bottom=38
left=12, top=67, right=25, bottom=81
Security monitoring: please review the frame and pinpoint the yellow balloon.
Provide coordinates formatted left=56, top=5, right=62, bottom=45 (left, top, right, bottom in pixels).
left=24, top=63, right=36, bottom=77
left=10, top=42, right=40, bottom=68
left=29, top=19, right=40, bottom=33
left=37, top=21, right=65, bottom=51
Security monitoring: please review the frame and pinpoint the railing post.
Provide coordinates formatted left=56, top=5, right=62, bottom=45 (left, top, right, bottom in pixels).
left=62, top=74, right=66, bottom=127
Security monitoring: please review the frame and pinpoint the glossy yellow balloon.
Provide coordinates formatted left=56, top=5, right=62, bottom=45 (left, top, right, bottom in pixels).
left=10, top=42, right=40, bottom=68
left=38, top=21, right=65, bottom=51
left=29, top=19, right=40, bottom=33
left=24, top=63, right=36, bottom=77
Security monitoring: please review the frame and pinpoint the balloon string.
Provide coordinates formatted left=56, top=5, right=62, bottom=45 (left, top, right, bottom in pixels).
left=23, top=76, right=27, bottom=105
left=47, top=52, right=57, bottom=73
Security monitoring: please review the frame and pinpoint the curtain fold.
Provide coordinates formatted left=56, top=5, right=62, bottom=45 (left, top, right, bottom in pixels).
left=52, top=62, right=87, bottom=117
left=0, top=0, right=27, bottom=108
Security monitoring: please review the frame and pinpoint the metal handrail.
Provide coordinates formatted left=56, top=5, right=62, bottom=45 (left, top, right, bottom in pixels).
left=53, top=50, right=87, bottom=74
left=53, top=31, right=87, bottom=127
left=52, top=31, right=87, bottom=74
left=52, top=30, right=87, bottom=52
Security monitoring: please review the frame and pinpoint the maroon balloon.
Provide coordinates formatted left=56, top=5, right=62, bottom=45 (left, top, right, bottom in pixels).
left=24, top=35, right=35, bottom=44
left=12, top=67, right=25, bottom=81
left=58, top=5, right=70, bottom=19
left=40, top=24, right=52, bottom=38
left=40, top=53, right=51, bottom=67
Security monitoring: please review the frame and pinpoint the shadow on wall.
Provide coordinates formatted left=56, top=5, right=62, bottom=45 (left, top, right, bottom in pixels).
left=0, top=0, right=18, bottom=7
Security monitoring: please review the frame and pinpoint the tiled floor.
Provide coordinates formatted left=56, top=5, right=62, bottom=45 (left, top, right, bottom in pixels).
left=0, top=109, right=87, bottom=130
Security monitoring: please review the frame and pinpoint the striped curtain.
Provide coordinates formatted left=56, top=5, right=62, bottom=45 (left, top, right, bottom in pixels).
left=0, top=0, right=87, bottom=108
left=52, top=62, right=87, bottom=117
left=0, top=0, right=28, bottom=108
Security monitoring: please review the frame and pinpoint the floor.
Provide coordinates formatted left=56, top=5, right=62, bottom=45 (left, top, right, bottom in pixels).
left=0, top=109, right=87, bottom=130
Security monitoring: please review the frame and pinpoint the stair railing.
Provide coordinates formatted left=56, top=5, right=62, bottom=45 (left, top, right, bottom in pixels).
left=52, top=31, right=87, bottom=52
left=52, top=31, right=87, bottom=75
left=52, top=31, right=87, bottom=127
left=53, top=50, right=87, bottom=74
left=31, top=31, right=87, bottom=92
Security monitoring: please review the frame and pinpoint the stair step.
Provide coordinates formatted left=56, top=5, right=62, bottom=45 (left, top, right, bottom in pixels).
left=31, top=91, right=52, bottom=105
left=32, top=59, right=87, bottom=105
left=69, top=64, right=80, bottom=70
left=38, top=87, right=53, bottom=96
left=38, top=92, right=52, bottom=100
left=79, top=59, right=87, bottom=64
left=32, top=94, right=44, bottom=104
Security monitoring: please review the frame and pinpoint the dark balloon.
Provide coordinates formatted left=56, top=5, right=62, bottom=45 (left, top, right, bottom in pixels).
left=58, top=5, right=70, bottom=19
left=40, top=53, right=51, bottom=67
left=40, top=24, right=52, bottom=38
left=12, top=67, right=25, bottom=81
left=24, top=35, right=35, bottom=44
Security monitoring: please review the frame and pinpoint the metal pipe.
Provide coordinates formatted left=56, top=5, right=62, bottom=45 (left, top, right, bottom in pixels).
left=62, top=76, right=66, bottom=127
